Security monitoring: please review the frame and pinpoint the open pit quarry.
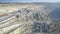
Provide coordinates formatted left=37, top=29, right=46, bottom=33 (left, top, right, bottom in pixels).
left=0, top=3, right=60, bottom=34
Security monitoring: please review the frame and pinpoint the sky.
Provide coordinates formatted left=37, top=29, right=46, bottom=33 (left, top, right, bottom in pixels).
left=0, top=0, right=60, bottom=3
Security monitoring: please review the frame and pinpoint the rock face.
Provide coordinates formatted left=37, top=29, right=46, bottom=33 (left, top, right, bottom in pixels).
left=0, top=3, right=60, bottom=34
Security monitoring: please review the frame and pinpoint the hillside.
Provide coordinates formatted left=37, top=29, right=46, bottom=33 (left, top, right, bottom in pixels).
left=0, top=3, right=60, bottom=34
